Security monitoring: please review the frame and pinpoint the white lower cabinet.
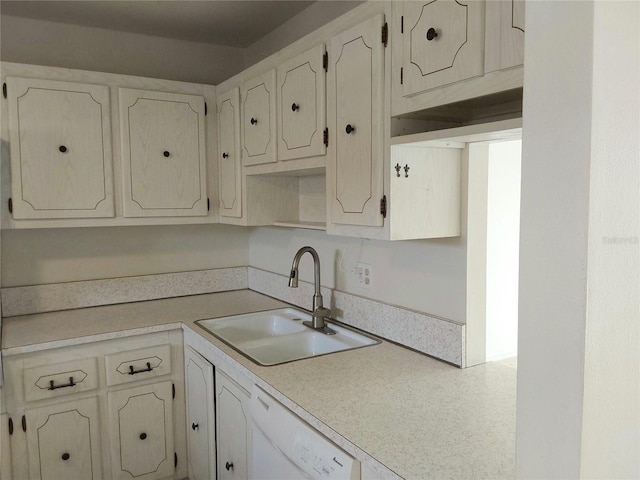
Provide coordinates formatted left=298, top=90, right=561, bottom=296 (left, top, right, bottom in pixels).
left=25, top=397, right=102, bottom=480
left=184, top=346, right=216, bottom=480
left=216, top=370, right=250, bottom=480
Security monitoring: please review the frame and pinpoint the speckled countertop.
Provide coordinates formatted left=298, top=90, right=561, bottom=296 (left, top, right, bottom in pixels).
left=1, top=290, right=516, bottom=479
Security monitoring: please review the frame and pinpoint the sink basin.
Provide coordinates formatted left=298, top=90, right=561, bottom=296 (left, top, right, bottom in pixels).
left=195, top=308, right=379, bottom=366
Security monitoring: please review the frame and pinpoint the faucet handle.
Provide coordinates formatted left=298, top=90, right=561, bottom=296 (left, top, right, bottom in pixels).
left=312, top=306, right=331, bottom=319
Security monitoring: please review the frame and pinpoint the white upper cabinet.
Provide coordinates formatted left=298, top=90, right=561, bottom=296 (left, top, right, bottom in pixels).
left=276, top=44, right=327, bottom=161
left=6, top=77, right=115, bottom=219
left=119, top=88, right=208, bottom=217
left=484, top=0, right=525, bottom=72
left=241, top=70, right=276, bottom=166
left=217, top=88, right=242, bottom=218
left=399, top=0, right=485, bottom=95
left=327, top=14, right=385, bottom=227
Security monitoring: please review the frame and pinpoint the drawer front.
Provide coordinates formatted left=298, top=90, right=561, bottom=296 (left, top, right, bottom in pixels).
left=23, top=358, right=98, bottom=402
left=105, top=344, right=171, bottom=386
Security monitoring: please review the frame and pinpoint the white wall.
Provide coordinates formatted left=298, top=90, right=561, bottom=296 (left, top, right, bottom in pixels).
left=517, top=1, right=639, bottom=478
left=0, top=15, right=245, bottom=85
left=1, top=224, right=249, bottom=287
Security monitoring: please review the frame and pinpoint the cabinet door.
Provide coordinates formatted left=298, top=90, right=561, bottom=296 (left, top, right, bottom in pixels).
left=485, top=0, right=525, bottom=72
left=6, top=77, right=114, bottom=219
left=184, top=347, right=215, bottom=480
left=216, top=370, right=249, bottom=480
left=241, top=70, right=277, bottom=166
left=119, top=88, right=208, bottom=217
left=277, top=44, right=327, bottom=161
left=218, top=88, right=242, bottom=218
left=401, top=0, right=485, bottom=95
left=327, top=15, right=385, bottom=227
left=25, top=397, right=102, bottom=480
left=108, top=382, right=174, bottom=480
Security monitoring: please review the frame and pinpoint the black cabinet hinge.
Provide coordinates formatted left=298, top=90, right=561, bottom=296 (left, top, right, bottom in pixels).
left=2, top=82, right=7, bottom=99
left=382, top=22, right=388, bottom=47
left=380, top=195, right=387, bottom=219
left=323, top=128, right=328, bottom=147
left=172, top=383, right=176, bottom=399
left=400, top=67, right=404, bottom=85
left=204, top=102, right=208, bottom=116
left=8, top=417, right=13, bottom=435
left=174, top=452, right=178, bottom=468
left=207, top=198, right=210, bottom=211
left=8, top=197, right=12, bottom=214
left=323, top=51, right=328, bottom=71
left=401, top=16, right=404, bottom=34
left=21, top=415, right=26, bottom=432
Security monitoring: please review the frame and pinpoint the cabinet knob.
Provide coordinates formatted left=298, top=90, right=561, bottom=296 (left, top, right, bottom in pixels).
left=191, top=422, right=199, bottom=431
left=404, top=164, right=410, bottom=178
left=345, top=124, right=355, bottom=134
left=291, top=103, right=299, bottom=112
left=59, top=145, right=68, bottom=153
left=250, top=117, right=258, bottom=125
left=61, top=453, right=70, bottom=461
left=163, top=151, right=170, bottom=157
left=139, top=433, right=147, bottom=440
left=222, top=152, right=229, bottom=159
left=395, top=163, right=401, bottom=177
left=225, top=461, right=234, bottom=471
left=426, top=27, right=438, bottom=41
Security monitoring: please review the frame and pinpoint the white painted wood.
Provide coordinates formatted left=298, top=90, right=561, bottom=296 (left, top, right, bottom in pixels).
left=327, top=14, right=385, bottom=227
left=277, top=44, right=327, bottom=161
left=104, top=344, right=171, bottom=386
left=244, top=175, right=299, bottom=226
left=184, top=347, right=215, bottom=480
left=241, top=70, right=277, bottom=166
left=217, top=87, right=242, bottom=218
left=215, top=369, right=249, bottom=480
left=485, top=0, right=525, bottom=73
left=108, top=381, right=174, bottom=480
left=23, top=357, right=98, bottom=402
left=390, top=118, right=523, bottom=146
left=119, top=88, right=208, bottom=217
left=25, top=397, right=102, bottom=480
left=6, top=77, right=115, bottom=219
left=0, top=413, right=12, bottom=480
left=298, top=174, right=327, bottom=223
left=401, top=0, right=485, bottom=95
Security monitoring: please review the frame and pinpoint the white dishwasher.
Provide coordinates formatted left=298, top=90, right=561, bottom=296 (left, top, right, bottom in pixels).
left=249, top=385, right=360, bottom=480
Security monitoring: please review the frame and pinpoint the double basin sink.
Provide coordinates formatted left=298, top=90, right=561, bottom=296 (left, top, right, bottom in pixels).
left=195, top=308, right=379, bottom=366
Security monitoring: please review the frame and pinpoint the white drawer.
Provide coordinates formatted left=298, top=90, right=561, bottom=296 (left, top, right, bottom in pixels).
left=105, top=344, right=171, bottom=386
left=23, top=358, right=98, bottom=402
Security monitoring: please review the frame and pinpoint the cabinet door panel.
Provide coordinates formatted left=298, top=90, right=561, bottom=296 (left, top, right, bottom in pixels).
left=26, top=397, right=102, bottom=480
left=120, top=88, right=207, bottom=217
left=402, top=0, right=484, bottom=95
left=328, top=15, right=385, bottom=227
left=277, top=44, right=326, bottom=161
left=218, top=88, right=242, bottom=218
left=485, top=0, right=525, bottom=72
left=7, top=77, right=114, bottom=219
left=216, top=371, right=249, bottom=480
left=185, top=347, right=215, bottom=480
left=241, top=70, right=277, bottom=166
left=108, top=382, right=174, bottom=480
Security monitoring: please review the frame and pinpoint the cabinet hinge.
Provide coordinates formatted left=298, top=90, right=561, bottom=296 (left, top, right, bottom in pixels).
left=382, top=22, right=388, bottom=47
left=172, top=383, right=176, bottom=399
left=380, top=195, right=387, bottom=219
left=207, top=198, right=210, bottom=211
left=323, top=51, right=328, bottom=71
left=323, top=128, right=329, bottom=147
left=2, top=82, right=6, bottom=99
left=401, top=16, right=404, bottom=34
left=400, top=67, right=404, bottom=85
left=204, top=102, right=208, bottom=116
left=8, top=417, right=13, bottom=436
left=174, top=452, right=178, bottom=468
left=8, top=197, right=12, bottom=214
left=21, top=415, right=26, bottom=432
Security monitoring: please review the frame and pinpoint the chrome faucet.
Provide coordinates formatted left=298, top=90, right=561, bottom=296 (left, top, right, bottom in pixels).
left=288, top=246, right=335, bottom=334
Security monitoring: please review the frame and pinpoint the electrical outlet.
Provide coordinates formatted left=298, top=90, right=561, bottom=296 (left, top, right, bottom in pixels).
left=357, top=262, right=372, bottom=289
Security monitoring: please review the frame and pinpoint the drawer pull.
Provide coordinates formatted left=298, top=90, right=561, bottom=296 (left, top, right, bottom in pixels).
left=225, top=461, right=234, bottom=471
left=426, top=27, right=439, bottom=41
left=140, top=433, right=147, bottom=440
left=250, top=117, right=258, bottom=125
left=128, top=362, right=152, bottom=375
left=61, top=453, right=70, bottom=461
left=222, top=152, right=229, bottom=159
left=191, top=422, right=199, bottom=431
left=49, top=376, right=76, bottom=390
left=291, top=102, right=299, bottom=112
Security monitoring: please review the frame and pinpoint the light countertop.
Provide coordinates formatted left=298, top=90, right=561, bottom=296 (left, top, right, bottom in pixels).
left=1, top=289, right=516, bottom=479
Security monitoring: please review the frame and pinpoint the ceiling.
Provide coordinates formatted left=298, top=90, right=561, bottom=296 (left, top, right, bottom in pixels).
left=0, top=1, right=316, bottom=48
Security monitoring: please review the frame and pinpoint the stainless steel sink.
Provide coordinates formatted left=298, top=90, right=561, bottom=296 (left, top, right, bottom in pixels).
left=195, top=308, right=379, bottom=366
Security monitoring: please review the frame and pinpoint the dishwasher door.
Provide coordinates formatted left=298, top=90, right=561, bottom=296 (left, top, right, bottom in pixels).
left=249, top=385, right=359, bottom=480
